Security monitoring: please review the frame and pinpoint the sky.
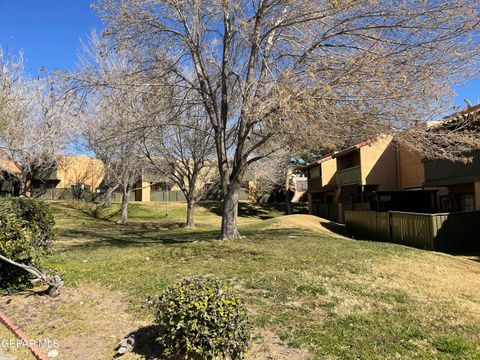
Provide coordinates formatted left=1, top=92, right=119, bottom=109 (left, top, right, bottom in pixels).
left=0, top=0, right=102, bottom=74
left=0, top=0, right=479, bottom=110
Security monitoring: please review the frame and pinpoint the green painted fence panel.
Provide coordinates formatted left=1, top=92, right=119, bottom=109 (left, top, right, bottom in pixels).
left=432, top=212, right=480, bottom=252
left=390, top=212, right=433, bottom=250
left=312, top=203, right=338, bottom=222
left=111, top=192, right=136, bottom=203
left=32, top=188, right=96, bottom=202
left=150, top=191, right=187, bottom=202
left=376, top=212, right=390, bottom=242
left=345, top=211, right=389, bottom=242
left=345, top=210, right=480, bottom=253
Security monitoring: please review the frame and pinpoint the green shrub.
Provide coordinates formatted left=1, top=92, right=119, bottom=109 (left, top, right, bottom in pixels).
left=153, top=277, right=251, bottom=359
left=0, top=198, right=55, bottom=290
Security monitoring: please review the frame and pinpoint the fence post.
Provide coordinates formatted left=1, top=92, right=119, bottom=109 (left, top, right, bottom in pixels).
left=429, top=215, right=436, bottom=251
left=388, top=212, right=393, bottom=243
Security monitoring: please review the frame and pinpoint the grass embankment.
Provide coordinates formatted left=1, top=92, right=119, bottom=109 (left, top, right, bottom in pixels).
left=1, top=201, right=479, bottom=359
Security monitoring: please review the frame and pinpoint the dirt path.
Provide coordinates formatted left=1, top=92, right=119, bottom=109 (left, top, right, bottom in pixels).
left=1, top=284, right=308, bottom=360
left=1, top=285, right=145, bottom=360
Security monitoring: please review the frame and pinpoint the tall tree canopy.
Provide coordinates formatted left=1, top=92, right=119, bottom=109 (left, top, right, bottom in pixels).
left=94, top=0, right=480, bottom=239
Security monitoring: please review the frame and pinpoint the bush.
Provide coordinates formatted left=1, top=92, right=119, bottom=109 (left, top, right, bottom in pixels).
left=0, top=198, right=55, bottom=290
left=153, top=277, right=251, bottom=359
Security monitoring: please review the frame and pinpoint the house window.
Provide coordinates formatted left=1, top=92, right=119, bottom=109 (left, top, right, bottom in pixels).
left=296, top=179, right=308, bottom=192
left=461, top=195, right=475, bottom=212
left=440, top=196, right=451, bottom=211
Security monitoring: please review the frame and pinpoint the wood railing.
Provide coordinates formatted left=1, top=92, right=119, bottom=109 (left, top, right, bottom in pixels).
left=336, top=165, right=361, bottom=186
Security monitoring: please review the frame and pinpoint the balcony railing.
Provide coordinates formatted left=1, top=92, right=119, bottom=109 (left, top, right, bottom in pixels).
left=336, top=165, right=361, bottom=186
left=424, top=151, right=480, bottom=186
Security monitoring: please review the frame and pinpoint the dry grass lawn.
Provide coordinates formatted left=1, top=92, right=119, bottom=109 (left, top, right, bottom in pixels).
left=1, top=201, right=479, bottom=359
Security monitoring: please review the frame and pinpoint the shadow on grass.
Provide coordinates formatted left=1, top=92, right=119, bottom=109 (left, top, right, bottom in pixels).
left=56, top=221, right=322, bottom=253
left=199, top=201, right=307, bottom=219
left=59, top=222, right=218, bottom=248
left=199, top=201, right=275, bottom=219
left=116, top=325, right=166, bottom=360
left=453, top=252, right=480, bottom=263
left=320, top=220, right=347, bottom=237
left=60, top=202, right=121, bottom=222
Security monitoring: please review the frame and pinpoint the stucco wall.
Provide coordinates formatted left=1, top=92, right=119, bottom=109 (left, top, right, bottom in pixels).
left=321, top=158, right=337, bottom=187
left=399, top=144, right=425, bottom=189
left=360, top=135, right=399, bottom=191
left=56, top=155, right=105, bottom=190
left=135, top=181, right=151, bottom=202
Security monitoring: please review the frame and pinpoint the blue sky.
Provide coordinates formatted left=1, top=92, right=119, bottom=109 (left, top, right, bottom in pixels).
left=0, top=0, right=479, bottom=109
left=0, top=0, right=102, bottom=74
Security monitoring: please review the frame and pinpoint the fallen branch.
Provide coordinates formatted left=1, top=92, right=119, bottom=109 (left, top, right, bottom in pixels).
left=0, top=254, right=63, bottom=297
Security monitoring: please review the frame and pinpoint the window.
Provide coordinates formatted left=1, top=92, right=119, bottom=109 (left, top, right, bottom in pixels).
left=440, top=196, right=451, bottom=211
left=296, top=179, right=308, bottom=191
left=461, top=195, right=475, bottom=212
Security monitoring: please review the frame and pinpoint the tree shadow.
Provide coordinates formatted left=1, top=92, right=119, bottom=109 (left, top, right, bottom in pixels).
left=115, top=325, right=166, bottom=359
left=57, top=222, right=220, bottom=250
left=319, top=220, right=347, bottom=237
left=60, top=202, right=121, bottom=222
left=453, top=252, right=480, bottom=263
left=199, top=201, right=294, bottom=219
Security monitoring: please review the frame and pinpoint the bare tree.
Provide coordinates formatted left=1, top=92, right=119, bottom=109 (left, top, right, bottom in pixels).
left=144, top=101, right=216, bottom=228
left=0, top=50, right=25, bottom=138
left=250, top=147, right=291, bottom=202
left=252, top=147, right=311, bottom=214
left=80, top=89, right=147, bottom=224
left=67, top=33, right=156, bottom=224
left=95, top=0, right=480, bottom=239
left=0, top=64, right=71, bottom=196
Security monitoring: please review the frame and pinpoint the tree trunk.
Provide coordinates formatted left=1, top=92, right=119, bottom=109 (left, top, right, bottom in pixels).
left=18, top=181, right=27, bottom=197
left=102, top=184, right=118, bottom=206
left=219, top=183, right=241, bottom=240
left=285, top=190, right=293, bottom=215
left=18, top=175, right=30, bottom=197
left=186, top=197, right=195, bottom=228
left=119, top=187, right=130, bottom=224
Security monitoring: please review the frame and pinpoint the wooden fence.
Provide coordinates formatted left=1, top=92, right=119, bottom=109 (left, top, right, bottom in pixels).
left=312, top=203, right=338, bottom=222
left=30, top=189, right=249, bottom=203
left=31, top=189, right=185, bottom=202
left=345, top=210, right=480, bottom=252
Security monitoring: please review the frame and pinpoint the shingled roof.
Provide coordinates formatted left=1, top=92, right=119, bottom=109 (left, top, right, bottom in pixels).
left=438, top=104, right=480, bottom=130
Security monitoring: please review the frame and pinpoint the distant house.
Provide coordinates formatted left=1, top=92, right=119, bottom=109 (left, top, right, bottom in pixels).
left=0, top=153, right=21, bottom=197
left=0, top=154, right=223, bottom=202
left=290, top=173, right=308, bottom=202
left=46, top=155, right=105, bottom=192
left=303, top=154, right=338, bottom=219
left=304, top=135, right=440, bottom=222
left=21, top=155, right=105, bottom=199
left=0, top=154, right=105, bottom=198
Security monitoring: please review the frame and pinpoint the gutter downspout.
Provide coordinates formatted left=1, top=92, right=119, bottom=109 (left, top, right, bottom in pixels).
left=396, top=145, right=401, bottom=190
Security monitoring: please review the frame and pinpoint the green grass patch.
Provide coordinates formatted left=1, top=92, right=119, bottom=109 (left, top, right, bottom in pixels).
left=41, top=201, right=480, bottom=359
